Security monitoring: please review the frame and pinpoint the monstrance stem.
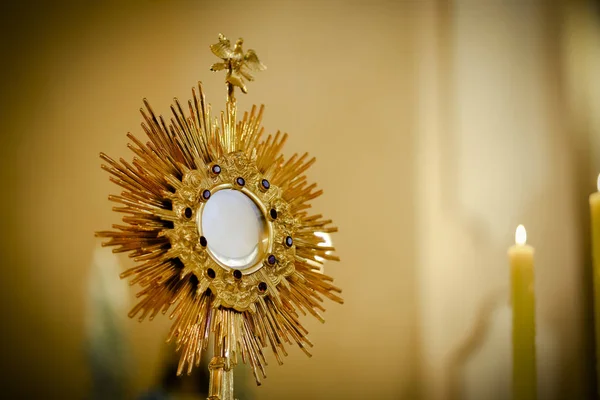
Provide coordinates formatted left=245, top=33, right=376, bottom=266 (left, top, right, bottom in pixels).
left=207, top=339, right=235, bottom=400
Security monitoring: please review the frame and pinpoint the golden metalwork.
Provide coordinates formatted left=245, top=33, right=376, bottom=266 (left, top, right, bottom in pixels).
left=97, top=34, right=342, bottom=400
left=166, top=150, right=299, bottom=311
left=210, top=34, right=266, bottom=101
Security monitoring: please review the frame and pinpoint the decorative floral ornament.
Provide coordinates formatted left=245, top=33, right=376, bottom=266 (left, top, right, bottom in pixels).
left=97, top=34, right=342, bottom=398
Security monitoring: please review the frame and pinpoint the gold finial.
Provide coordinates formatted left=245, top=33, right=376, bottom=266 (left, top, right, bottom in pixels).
left=210, top=33, right=266, bottom=102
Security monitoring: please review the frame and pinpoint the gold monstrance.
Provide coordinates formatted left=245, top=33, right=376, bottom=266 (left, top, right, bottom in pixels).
left=97, top=34, right=343, bottom=400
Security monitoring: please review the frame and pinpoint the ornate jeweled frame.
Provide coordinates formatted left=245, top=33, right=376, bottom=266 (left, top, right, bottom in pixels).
left=166, top=151, right=298, bottom=312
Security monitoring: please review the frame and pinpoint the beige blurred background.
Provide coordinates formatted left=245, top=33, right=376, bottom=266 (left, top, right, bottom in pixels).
left=1, top=0, right=599, bottom=399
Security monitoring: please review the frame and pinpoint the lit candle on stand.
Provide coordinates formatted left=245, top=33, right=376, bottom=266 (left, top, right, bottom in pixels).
left=589, top=174, right=600, bottom=390
left=509, top=224, right=537, bottom=400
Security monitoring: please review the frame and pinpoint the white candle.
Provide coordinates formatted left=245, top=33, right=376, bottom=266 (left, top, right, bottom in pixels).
left=589, top=174, right=600, bottom=391
left=509, top=224, right=537, bottom=400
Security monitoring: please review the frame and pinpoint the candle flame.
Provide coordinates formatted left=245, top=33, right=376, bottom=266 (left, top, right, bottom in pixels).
left=302, top=232, right=334, bottom=274
left=597, top=174, right=600, bottom=192
left=314, top=232, right=332, bottom=263
left=515, top=224, right=527, bottom=245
